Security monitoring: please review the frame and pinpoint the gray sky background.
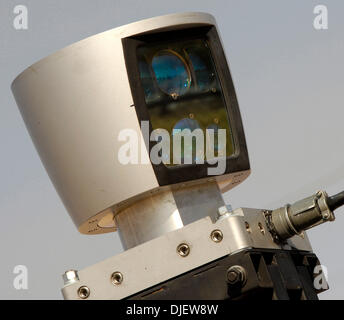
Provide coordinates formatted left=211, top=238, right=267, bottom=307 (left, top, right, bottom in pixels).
left=1, top=0, right=344, bottom=299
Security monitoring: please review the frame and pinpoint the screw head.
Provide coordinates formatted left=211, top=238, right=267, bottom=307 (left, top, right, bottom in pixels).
left=210, top=229, right=223, bottom=242
left=77, top=286, right=90, bottom=299
left=111, top=272, right=123, bottom=285
left=226, top=266, right=247, bottom=286
left=245, top=221, right=251, bottom=233
left=258, top=222, right=266, bottom=235
left=171, top=92, right=178, bottom=100
left=177, top=243, right=190, bottom=257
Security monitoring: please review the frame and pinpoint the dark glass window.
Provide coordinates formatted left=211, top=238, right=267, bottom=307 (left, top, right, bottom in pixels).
left=137, top=38, right=235, bottom=165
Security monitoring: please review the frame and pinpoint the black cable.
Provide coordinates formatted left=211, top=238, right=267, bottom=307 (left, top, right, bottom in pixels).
left=327, top=191, right=344, bottom=212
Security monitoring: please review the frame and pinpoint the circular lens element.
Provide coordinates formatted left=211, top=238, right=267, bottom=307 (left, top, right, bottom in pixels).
left=173, top=118, right=200, bottom=133
left=152, top=50, right=191, bottom=97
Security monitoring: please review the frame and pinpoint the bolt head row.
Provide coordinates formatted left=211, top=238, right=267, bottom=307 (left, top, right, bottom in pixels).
left=72, top=228, right=225, bottom=298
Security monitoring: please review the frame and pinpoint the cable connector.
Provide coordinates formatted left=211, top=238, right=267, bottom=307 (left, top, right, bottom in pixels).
left=267, top=190, right=343, bottom=241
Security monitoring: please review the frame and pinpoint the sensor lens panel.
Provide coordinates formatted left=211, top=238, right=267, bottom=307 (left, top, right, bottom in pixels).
left=137, top=38, right=235, bottom=166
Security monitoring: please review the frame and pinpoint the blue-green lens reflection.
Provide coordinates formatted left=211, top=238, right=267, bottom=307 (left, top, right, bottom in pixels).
left=173, top=118, right=200, bottom=133
left=188, top=53, right=209, bottom=90
left=152, top=51, right=191, bottom=96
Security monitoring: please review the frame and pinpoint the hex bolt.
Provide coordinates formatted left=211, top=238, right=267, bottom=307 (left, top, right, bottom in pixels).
left=62, top=269, right=79, bottom=286
left=217, top=206, right=228, bottom=216
left=226, top=266, right=247, bottom=286
left=77, top=286, right=90, bottom=299
left=177, top=243, right=190, bottom=257
left=210, top=229, right=223, bottom=242
left=217, top=205, right=233, bottom=220
left=227, top=270, right=238, bottom=283
left=111, top=271, right=123, bottom=285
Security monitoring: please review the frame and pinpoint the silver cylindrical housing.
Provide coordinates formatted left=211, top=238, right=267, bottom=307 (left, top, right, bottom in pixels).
left=11, top=12, right=250, bottom=239
left=115, top=181, right=225, bottom=249
left=11, top=13, right=216, bottom=235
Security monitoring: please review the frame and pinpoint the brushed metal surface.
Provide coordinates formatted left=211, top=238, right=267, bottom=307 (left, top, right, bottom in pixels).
left=62, top=207, right=312, bottom=300
left=115, top=181, right=226, bottom=249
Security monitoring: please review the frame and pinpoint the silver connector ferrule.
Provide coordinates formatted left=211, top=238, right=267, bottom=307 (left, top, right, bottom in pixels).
left=269, top=190, right=335, bottom=241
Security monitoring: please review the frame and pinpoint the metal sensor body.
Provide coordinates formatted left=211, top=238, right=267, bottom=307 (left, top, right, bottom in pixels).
left=11, top=12, right=250, bottom=241
left=11, top=12, right=344, bottom=300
